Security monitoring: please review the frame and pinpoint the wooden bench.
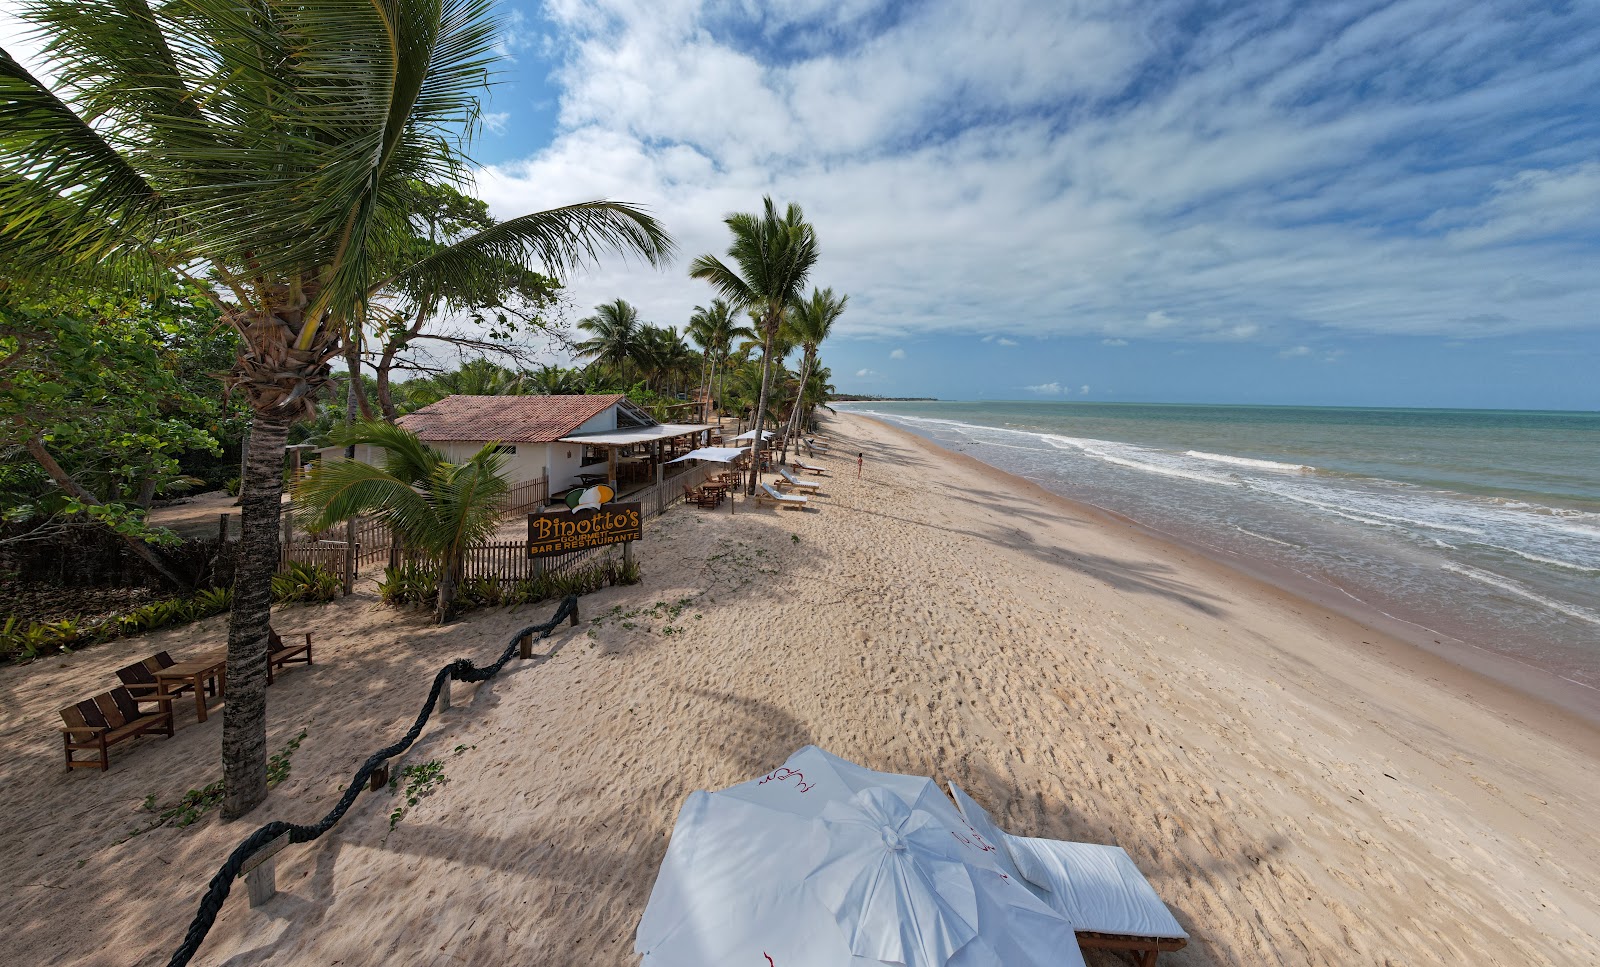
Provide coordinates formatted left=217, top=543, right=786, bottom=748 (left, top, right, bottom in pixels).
left=116, top=651, right=197, bottom=703
left=267, top=628, right=313, bottom=685
left=58, top=687, right=173, bottom=771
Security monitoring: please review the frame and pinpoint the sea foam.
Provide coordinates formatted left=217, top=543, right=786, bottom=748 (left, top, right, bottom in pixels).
left=1185, top=450, right=1310, bottom=473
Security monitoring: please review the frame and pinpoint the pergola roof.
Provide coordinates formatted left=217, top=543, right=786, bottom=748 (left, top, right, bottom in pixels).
left=558, top=423, right=716, bottom=448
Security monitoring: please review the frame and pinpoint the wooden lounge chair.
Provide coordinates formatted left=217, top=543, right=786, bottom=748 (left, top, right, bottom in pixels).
left=756, top=482, right=808, bottom=511
left=116, top=651, right=195, bottom=702
left=267, top=627, right=313, bottom=685
left=948, top=782, right=1188, bottom=965
left=58, top=686, right=173, bottom=771
left=776, top=467, right=821, bottom=494
left=791, top=460, right=829, bottom=476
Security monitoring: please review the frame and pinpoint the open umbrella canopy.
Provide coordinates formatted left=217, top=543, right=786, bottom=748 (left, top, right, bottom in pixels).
left=635, top=746, right=1085, bottom=967
left=731, top=429, right=776, bottom=441
left=666, top=446, right=749, bottom=464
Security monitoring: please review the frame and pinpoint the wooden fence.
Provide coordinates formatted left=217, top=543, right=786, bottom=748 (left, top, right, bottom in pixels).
left=506, top=475, right=550, bottom=514
left=272, top=466, right=724, bottom=586
left=280, top=541, right=351, bottom=584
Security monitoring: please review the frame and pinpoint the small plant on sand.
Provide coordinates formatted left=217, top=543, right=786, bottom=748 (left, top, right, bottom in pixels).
left=129, top=730, right=307, bottom=836
left=387, top=745, right=474, bottom=831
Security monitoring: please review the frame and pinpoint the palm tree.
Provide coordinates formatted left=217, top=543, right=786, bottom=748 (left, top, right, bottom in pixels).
left=525, top=364, right=585, bottom=395
left=778, top=288, right=847, bottom=461
left=576, top=299, right=643, bottom=385
left=687, top=299, right=756, bottom=421
left=0, top=0, right=672, bottom=818
left=690, top=198, right=818, bottom=493
left=296, top=423, right=507, bottom=624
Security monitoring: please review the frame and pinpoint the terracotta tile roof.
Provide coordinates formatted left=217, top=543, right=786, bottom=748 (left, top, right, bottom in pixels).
left=397, top=395, right=626, bottom=444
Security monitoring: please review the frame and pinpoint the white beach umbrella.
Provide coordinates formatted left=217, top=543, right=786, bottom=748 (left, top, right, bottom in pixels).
left=665, top=446, right=749, bottom=464
left=635, top=746, right=1086, bottom=967
left=731, top=429, right=776, bottom=441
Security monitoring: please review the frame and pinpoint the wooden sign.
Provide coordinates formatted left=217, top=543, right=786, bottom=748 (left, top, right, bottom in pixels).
left=527, top=502, right=642, bottom=557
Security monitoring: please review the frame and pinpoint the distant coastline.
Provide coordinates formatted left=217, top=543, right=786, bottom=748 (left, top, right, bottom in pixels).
left=828, top=394, right=938, bottom=402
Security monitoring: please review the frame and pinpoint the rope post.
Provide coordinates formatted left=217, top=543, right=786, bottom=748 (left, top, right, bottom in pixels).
left=219, top=513, right=229, bottom=543
left=519, top=633, right=533, bottom=660
left=241, top=833, right=289, bottom=908
left=439, top=677, right=452, bottom=712
left=570, top=601, right=580, bottom=626
left=369, top=763, right=389, bottom=792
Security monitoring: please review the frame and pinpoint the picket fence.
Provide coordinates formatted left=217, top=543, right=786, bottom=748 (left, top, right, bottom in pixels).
left=275, top=466, right=714, bottom=585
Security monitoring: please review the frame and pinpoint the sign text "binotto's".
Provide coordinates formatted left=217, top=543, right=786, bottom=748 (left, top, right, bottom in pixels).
left=527, top=503, right=642, bottom=557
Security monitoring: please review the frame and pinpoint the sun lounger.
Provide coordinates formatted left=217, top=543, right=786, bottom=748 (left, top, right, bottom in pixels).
left=949, top=781, right=1188, bottom=965
left=756, top=482, right=808, bottom=510
left=267, top=627, right=314, bottom=685
left=776, top=468, right=822, bottom=493
left=58, top=686, right=173, bottom=771
left=791, top=460, right=829, bottom=476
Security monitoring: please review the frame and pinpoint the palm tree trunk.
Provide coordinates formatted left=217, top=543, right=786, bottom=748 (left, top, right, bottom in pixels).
left=749, top=314, right=777, bottom=495
left=436, top=559, right=457, bottom=624
left=22, top=435, right=193, bottom=590
left=780, top=352, right=812, bottom=464
left=222, top=413, right=288, bottom=819
left=344, top=338, right=373, bottom=421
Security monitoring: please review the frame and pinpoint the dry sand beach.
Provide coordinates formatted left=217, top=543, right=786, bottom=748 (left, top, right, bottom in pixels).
left=3, top=411, right=1598, bottom=966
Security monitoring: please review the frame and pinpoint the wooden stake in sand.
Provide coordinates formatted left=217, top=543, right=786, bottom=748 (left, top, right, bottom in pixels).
left=242, top=832, right=290, bottom=907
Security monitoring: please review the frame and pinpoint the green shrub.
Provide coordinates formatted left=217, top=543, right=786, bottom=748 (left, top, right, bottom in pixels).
left=271, top=562, right=341, bottom=603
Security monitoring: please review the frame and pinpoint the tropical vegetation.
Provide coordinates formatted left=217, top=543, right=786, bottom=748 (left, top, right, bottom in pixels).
left=1, top=0, right=671, bottom=817
left=294, top=423, right=511, bottom=624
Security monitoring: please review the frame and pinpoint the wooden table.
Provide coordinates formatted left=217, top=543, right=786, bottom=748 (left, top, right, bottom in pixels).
left=577, top=472, right=609, bottom=486
left=156, top=649, right=227, bottom=723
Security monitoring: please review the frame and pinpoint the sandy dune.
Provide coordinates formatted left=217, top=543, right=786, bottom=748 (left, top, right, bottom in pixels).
left=3, top=411, right=1597, bottom=966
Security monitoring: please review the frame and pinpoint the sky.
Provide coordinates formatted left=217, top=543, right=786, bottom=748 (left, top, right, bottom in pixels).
left=4, top=0, right=1599, bottom=410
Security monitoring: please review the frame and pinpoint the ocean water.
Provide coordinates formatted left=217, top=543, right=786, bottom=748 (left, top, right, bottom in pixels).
left=837, top=401, right=1600, bottom=693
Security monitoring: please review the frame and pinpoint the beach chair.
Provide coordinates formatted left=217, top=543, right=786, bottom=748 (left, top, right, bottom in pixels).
left=776, top=467, right=822, bottom=494
left=756, top=482, right=808, bottom=511
left=791, top=460, right=829, bottom=476
left=948, top=782, right=1188, bottom=965
left=116, top=651, right=192, bottom=702
left=683, top=483, right=718, bottom=508
left=58, top=686, right=173, bottom=771
left=267, top=627, right=313, bottom=685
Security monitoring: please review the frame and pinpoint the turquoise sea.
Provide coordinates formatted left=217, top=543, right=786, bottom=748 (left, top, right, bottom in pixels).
left=836, top=401, right=1600, bottom=695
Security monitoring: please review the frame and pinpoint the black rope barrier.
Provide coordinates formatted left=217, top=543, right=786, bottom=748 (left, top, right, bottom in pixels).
left=164, top=594, right=581, bottom=967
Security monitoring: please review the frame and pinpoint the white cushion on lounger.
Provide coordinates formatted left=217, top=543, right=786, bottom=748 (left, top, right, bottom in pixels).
left=1006, top=837, right=1188, bottom=940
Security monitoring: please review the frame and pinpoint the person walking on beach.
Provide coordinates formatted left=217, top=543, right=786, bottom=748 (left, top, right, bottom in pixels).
left=857, top=452, right=864, bottom=477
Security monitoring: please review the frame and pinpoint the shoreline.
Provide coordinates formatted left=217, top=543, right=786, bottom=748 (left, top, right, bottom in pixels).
left=844, top=410, right=1600, bottom=739
left=4, top=409, right=1598, bottom=964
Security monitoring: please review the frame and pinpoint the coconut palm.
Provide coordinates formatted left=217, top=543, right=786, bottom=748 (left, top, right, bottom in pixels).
left=778, top=288, right=847, bottom=461
left=689, top=198, right=817, bottom=493
left=295, top=423, right=507, bottom=624
left=575, top=299, right=643, bottom=384
left=0, top=0, right=672, bottom=817
left=525, top=363, right=586, bottom=395
left=687, top=299, right=756, bottom=421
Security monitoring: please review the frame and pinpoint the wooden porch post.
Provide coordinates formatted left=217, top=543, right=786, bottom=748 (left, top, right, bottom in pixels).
left=607, top=446, right=618, bottom=492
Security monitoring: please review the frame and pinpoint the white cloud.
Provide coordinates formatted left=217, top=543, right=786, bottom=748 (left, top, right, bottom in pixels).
left=854, top=368, right=876, bottom=377
left=1080, top=385, right=1090, bottom=395
left=1280, top=345, right=1313, bottom=358
left=996, top=337, right=1018, bottom=346
left=1025, top=381, right=1066, bottom=395
left=890, top=348, right=906, bottom=359
left=5, top=0, right=1596, bottom=354
left=481, top=112, right=510, bottom=135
